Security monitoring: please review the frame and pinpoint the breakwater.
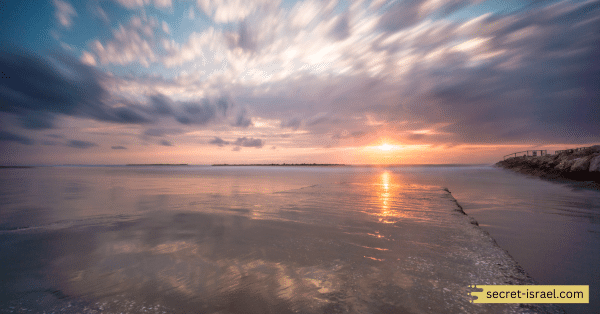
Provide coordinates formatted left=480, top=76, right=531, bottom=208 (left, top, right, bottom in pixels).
left=496, top=146, right=600, bottom=183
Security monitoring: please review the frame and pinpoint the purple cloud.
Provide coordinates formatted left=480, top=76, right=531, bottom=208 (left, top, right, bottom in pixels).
left=67, top=140, right=97, bottom=149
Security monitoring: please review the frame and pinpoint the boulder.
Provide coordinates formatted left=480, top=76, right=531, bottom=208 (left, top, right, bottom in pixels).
left=590, top=155, right=600, bottom=172
left=570, top=157, right=591, bottom=172
left=555, top=159, right=576, bottom=171
left=498, top=148, right=600, bottom=182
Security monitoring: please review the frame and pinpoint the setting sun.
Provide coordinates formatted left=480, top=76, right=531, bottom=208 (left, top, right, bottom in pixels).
left=378, top=144, right=394, bottom=151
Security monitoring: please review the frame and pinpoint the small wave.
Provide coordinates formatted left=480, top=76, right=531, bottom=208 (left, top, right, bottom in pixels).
left=0, top=214, right=139, bottom=234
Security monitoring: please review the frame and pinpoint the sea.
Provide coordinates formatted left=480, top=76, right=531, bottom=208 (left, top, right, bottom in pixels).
left=0, top=165, right=598, bottom=314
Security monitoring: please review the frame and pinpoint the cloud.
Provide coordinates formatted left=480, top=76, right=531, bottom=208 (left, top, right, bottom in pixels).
left=176, top=100, right=217, bottom=125
left=209, top=136, right=229, bottom=146
left=67, top=139, right=97, bottom=149
left=150, top=94, right=174, bottom=115
left=160, top=28, right=223, bottom=68
left=0, top=131, right=34, bottom=145
left=143, top=128, right=182, bottom=137
left=378, top=0, right=473, bottom=32
left=216, top=97, right=229, bottom=116
left=114, top=0, right=172, bottom=9
left=153, top=0, right=172, bottom=9
left=0, top=47, right=226, bottom=128
left=160, top=140, right=173, bottom=146
left=0, top=47, right=105, bottom=125
left=114, top=0, right=145, bottom=8
left=162, top=21, right=170, bottom=34
left=42, top=140, right=59, bottom=146
left=233, top=137, right=263, bottom=148
left=219, top=0, right=598, bottom=145
left=3, top=0, right=598, bottom=154
left=91, top=15, right=160, bottom=67
left=281, top=118, right=301, bottom=130
left=307, top=113, right=330, bottom=126
left=53, top=0, right=77, bottom=28
left=107, top=105, right=152, bottom=123
left=187, top=5, right=195, bottom=19
left=91, top=3, right=109, bottom=23
left=80, top=51, right=97, bottom=66
left=404, top=1, right=600, bottom=144
left=19, top=112, right=55, bottom=129
left=333, top=130, right=367, bottom=139
left=330, top=13, right=350, bottom=41
left=197, top=0, right=274, bottom=23
left=111, top=145, right=127, bottom=149
left=232, top=108, right=252, bottom=127
left=226, top=22, right=257, bottom=51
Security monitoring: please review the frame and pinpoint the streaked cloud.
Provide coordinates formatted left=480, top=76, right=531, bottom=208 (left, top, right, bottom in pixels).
left=187, top=5, right=195, bottom=19
left=232, top=108, right=252, bottom=128
left=197, top=0, right=276, bottom=23
left=53, top=0, right=77, bottom=28
left=68, top=140, right=97, bottom=149
left=114, top=0, right=172, bottom=9
left=1, top=0, right=598, bottom=164
left=208, top=136, right=263, bottom=149
left=234, top=137, right=263, bottom=148
left=92, top=15, right=160, bottom=67
left=80, top=51, right=97, bottom=66
left=143, top=128, right=182, bottom=137
left=209, top=136, right=229, bottom=146
left=0, top=131, right=34, bottom=145
left=281, top=118, right=301, bottom=130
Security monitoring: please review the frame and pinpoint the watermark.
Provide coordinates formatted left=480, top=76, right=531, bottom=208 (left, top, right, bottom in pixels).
left=468, top=285, right=589, bottom=303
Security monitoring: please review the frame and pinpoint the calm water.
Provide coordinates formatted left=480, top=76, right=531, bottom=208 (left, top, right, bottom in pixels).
left=389, top=165, right=600, bottom=314
left=0, top=166, right=598, bottom=313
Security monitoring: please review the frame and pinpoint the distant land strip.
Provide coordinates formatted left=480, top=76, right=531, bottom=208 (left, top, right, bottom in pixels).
left=126, top=163, right=189, bottom=166
left=212, top=163, right=346, bottom=166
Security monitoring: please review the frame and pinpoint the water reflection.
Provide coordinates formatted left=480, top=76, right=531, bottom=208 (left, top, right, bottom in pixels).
left=370, top=171, right=426, bottom=223
left=0, top=166, right=572, bottom=314
left=378, top=171, right=393, bottom=223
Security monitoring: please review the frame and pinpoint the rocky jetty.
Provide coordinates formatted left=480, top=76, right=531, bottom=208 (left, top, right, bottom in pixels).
left=496, top=145, right=600, bottom=183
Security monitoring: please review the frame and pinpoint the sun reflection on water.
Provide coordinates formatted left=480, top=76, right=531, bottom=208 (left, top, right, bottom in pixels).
left=377, top=171, right=395, bottom=223
left=371, top=171, right=424, bottom=223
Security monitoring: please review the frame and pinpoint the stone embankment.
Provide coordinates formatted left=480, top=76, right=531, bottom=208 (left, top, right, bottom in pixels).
left=496, top=145, right=600, bottom=183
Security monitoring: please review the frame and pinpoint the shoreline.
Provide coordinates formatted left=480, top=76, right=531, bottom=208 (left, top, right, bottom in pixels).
left=444, top=189, right=565, bottom=313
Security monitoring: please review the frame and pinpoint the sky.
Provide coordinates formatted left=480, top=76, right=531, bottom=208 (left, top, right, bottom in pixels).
left=0, top=0, right=598, bottom=165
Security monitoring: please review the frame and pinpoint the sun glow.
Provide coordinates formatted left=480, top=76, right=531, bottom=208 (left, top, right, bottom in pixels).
left=372, top=141, right=403, bottom=152
left=378, top=143, right=394, bottom=151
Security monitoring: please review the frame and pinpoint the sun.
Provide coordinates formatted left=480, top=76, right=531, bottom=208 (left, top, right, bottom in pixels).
left=378, top=143, right=394, bottom=151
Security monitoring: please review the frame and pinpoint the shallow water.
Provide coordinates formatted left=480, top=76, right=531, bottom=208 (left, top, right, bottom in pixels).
left=0, top=165, right=597, bottom=313
left=389, top=165, right=600, bottom=314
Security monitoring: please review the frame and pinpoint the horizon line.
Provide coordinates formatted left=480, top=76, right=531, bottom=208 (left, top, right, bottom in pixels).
left=0, top=163, right=494, bottom=168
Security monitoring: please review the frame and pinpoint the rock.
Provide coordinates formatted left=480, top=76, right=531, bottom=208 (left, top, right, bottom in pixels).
left=528, top=158, right=543, bottom=166
left=555, top=159, right=576, bottom=171
left=571, top=156, right=592, bottom=172
left=590, top=155, right=600, bottom=172
left=497, top=148, right=600, bottom=184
